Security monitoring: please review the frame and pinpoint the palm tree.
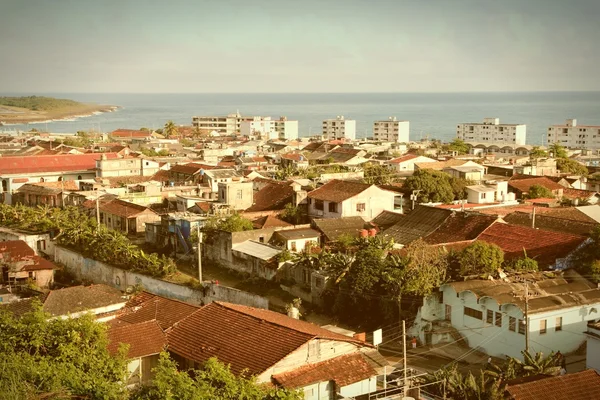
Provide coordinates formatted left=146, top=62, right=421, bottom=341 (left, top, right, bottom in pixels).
left=164, top=120, right=178, bottom=139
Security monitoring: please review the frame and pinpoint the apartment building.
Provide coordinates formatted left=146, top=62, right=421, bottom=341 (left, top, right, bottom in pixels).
left=273, top=116, right=298, bottom=140
left=96, top=155, right=161, bottom=178
left=547, top=119, right=600, bottom=149
left=457, top=118, right=526, bottom=145
left=191, top=111, right=246, bottom=135
left=373, top=117, right=409, bottom=142
left=322, top=116, right=356, bottom=141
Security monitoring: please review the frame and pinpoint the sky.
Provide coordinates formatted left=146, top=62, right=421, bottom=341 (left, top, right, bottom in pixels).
left=1, top=0, right=599, bottom=93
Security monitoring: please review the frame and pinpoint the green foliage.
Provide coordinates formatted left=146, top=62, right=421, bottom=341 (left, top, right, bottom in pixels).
left=0, top=96, right=82, bottom=111
left=572, top=225, right=600, bottom=282
left=459, top=241, right=504, bottom=276
left=140, top=148, right=170, bottom=157
left=164, top=120, right=178, bottom=138
left=202, top=214, right=254, bottom=238
left=509, top=256, right=539, bottom=272
left=280, top=202, right=305, bottom=225
left=363, top=163, right=395, bottom=185
left=422, top=363, right=503, bottom=400
left=403, top=169, right=469, bottom=203
left=0, top=302, right=128, bottom=399
left=0, top=204, right=176, bottom=278
left=447, top=139, right=470, bottom=155
left=180, top=138, right=195, bottom=147
left=529, top=146, right=548, bottom=159
left=486, top=350, right=561, bottom=381
left=556, top=158, right=588, bottom=176
left=131, top=353, right=302, bottom=400
left=278, top=249, right=293, bottom=263
left=62, top=131, right=93, bottom=148
left=527, top=184, right=554, bottom=199
left=549, top=142, right=568, bottom=159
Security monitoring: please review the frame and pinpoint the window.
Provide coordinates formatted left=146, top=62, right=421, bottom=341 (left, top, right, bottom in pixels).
left=259, top=236, right=265, bottom=243
left=509, top=316, right=516, bottom=332
left=328, top=202, right=338, bottom=213
left=555, top=317, right=562, bottom=332
left=315, top=277, right=324, bottom=288
left=356, top=203, right=366, bottom=212
left=315, top=200, right=324, bottom=210
left=37, top=240, right=46, bottom=251
left=486, top=310, right=493, bottom=324
left=290, top=241, right=297, bottom=251
left=495, top=312, right=502, bottom=327
left=236, top=189, right=243, bottom=200
left=540, top=320, right=547, bottom=334
left=464, top=307, right=483, bottom=320
left=518, top=319, right=526, bottom=335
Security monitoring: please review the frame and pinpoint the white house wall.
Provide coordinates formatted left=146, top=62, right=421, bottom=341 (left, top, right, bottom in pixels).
left=586, top=327, right=600, bottom=372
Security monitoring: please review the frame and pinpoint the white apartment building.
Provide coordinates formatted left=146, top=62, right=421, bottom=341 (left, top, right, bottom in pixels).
left=547, top=119, right=600, bottom=149
left=240, top=116, right=299, bottom=141
left=457, top=118, right=526, bottom=146
left=373, top=117, right=409, bottom=142
left=322, top=116, right=356, bottom=141
left=95, top=155, right=161, bottom=178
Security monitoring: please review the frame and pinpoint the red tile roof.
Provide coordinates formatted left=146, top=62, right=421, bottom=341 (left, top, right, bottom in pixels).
left=477, top=222, right=586, bottom=267
left=388, top=154, right=419, bottom=164
left=252, top=215, right=293, bottom=229
left=272, top=352, right=376, bottom=388
left=562, top=188, right=598, bottom=199
left=117, top=292, right=199, bottom=330
left=508, top=177, right=564, bottom=193
left=0, top=153, right=118, bottom=175
left=246, top=182, right=295, bottom=212
left=281, top=153, right=307, bottom=162
left=107, top=320, right=166, bottom=358
left=192, top=201, right=212, bottom=213
left=308, top=180, right=372, bottom=203
left=0, top=240, right=35, bottom=259
left=505, top=369, right=600, bottom=400
left=0, top=240, right=58, bottom=272
left=167, top=302, right=367, bottom=376
left=98, top=199, right=157, bottom=218
left=110, top=129, right=152, bottom=138
left=424, top=213, right=498, bottom=245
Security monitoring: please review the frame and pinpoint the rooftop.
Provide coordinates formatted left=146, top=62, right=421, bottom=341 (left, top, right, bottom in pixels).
left=505, top=369, right=600, bottom=400
left=0, top=153, right=118, bottom=175
left=312, top=216, right=366, bottom=241
left=424, top=213, right=498, bottom=245
left=107, top=320, right=166, bottom=359
left=232, top=240, right=282, bottom=261
left=508, top=176, right=564, bottom=192
left=116, top=291, right=200, bottom=330
left=308, top=179, right=372, bottom=203
left=246, top=182, right=295, bottom=212
left=383, top=205, right=453, bottom=246
left=41, top=284, right=126, bottom=317
left=274, top=228, right=321, bottom=241
left=252, top=215, right=293, bottom=229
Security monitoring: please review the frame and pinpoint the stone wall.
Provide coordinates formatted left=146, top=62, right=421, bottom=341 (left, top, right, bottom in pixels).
left=53, top=246, right=268, bottom=309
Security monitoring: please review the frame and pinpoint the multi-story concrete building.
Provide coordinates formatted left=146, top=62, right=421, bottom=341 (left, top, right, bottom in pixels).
left=192, top=111, right=246, bottom=135
left=373, top=117, right=409, bottom=142
left=547, top=119, right=600, bottom=149
left=273, top=117, right=298, bottom=141
left=322, top=116, right=356, bottom=141
left=457, top=118, right=526, bottom=146
left=96, top=155, right=161, bottom=178
left=240, top=116, right=299, bottom=141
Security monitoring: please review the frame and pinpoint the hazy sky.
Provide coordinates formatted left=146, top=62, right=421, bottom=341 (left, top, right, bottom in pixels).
left=1, top=0, right=599, bottom=93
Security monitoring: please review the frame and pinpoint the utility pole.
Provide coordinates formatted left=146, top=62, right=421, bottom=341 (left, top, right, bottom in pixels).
left=403, top=320, right=408, bottom=398
left=96, top=192, right=100, bottom=225
left=531, top=207, right=536, bottom=229
left=197, top=224, right=203, bottom=283
left=525, top=282, right=530, bottom=353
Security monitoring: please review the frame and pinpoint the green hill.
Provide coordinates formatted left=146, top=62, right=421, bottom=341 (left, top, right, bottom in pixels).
left=0, top=96, right=83, bottom=111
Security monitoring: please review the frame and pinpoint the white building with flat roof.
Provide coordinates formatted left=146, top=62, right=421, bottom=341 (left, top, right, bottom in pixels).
left=322, top=116, right=356, bottom=141
left=273, top=117, right=298, bottom=141
left=239, top=116, right=298, bottom=141
left=547, top=119, right=600, bottom=149
left=457, top=118, right=526, bottom=146
left=373, top=117, right=409, bottom=142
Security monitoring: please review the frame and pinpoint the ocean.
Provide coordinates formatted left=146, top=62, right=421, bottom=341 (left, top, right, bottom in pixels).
left=2, top=92, right=600, bottom=145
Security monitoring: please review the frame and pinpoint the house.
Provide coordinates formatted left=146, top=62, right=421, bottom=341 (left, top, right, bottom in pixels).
left=218, top=181, right=254, bottom=210
left=423, top=213, right=498, bottom=246
left=244, top=181, right=298, bottom=217
left=505, top=369, right=600, bottom=400
left=386, top=154, right=436, bottom=174
left=561, top=188, right=600, bottom=205
left=110, top=129, right=153, bottom=142
left=508, top=176, right=565, bottom=199
left=477, top=222, right=587, bottom=269
left=0, top=153, right=118, bottom=204
left=96, top=155, right=161, bottom=178
left=252, top=215, right=293, bottom=229
left=0, top=240, right=59, bottom=289
left=87, top=198, right=160, bottom=234
left=466, top=180, right=509, bottom=204
left=0, top=227, right=54, bottom=257
left=1, top=284, right=127, bottom=320
left=410, top=270, right=600, bottom=360
left=281, top=152, right=309, bottom=169
left=168, top=162, right=217, bottom=184
left=106, top=291, right=199, bottom=386
left=166, top=301, right=386, bottom=399
left=311, top=216, right=367, bottom=243
left=13, top=180, right=80, bottom=208
left=307, top=180, right=395, bottom=222
left=203, top=169, right=243, bottom=192
left=273, top=228, right=321, bottom=252
left=443, top=162, right=486, bottom=182
left=586, top=321, right=600, bottom=372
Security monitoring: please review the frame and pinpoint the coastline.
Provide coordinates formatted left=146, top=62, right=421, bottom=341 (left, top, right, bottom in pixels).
left=0, top=104, right=121, bottom=126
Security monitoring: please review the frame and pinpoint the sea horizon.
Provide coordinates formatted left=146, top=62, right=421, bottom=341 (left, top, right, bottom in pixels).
left=3, top=91, right=600, bottom=145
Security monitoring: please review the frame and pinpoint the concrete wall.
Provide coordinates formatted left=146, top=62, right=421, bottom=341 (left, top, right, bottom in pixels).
left=586, top=326, right=600, bottom=372
left=53, top=246, right=268, bottom=309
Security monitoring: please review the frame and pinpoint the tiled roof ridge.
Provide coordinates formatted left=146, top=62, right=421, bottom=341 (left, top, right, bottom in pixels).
left=135, top=291, right=201, bottom=311
left=212, top=302, right=368, bottom=345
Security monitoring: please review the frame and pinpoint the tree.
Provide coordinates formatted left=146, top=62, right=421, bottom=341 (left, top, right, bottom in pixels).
left=556, top=158, right=588, bottom=176
left=509, top=256, right=539, bottom=272
left=422, top=363, right=503, bottom=400
left=164, top=120, right=178, bottom=139
left=447, top=139, right=470, bottom=155
left=486, top=350, right=561, bottom=381
left=363, top=163, right=395, bottom=185
left=403, top=169, right=458, bottom=203
left=529, top=146, right=548, bottom=159
left=132, top=353, right=302, bottom=400
left=459, top=241, right=504, bottom=276
left=0, top=302, right=128, bottom=399
left=528, top=184, right=554, bottom=199
left=549, top=142, right=568, bottom=159
left=281, top=202, right=305, bottom=225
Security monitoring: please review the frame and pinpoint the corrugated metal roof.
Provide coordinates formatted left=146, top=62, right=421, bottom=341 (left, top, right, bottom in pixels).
left=232, top=240, right=282, bottom=261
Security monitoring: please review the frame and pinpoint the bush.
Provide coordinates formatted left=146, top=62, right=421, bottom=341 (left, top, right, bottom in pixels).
left=527, top=184, right=554, bottom=199
left=459, top=241, right=504, bottom=276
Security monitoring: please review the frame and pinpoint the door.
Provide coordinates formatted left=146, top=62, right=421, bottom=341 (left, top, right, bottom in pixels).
left=445, top=304, right=452, bottom=321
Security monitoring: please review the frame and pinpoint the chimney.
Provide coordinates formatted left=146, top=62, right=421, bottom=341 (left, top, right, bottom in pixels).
left=353, top=332, right=366, bottom=342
